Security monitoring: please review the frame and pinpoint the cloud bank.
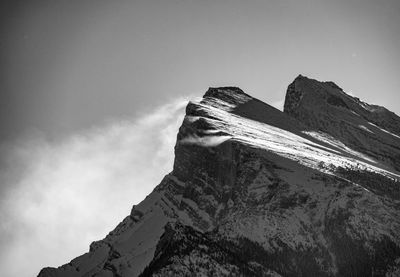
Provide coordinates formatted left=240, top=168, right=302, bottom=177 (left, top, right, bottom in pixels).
left=0, top=98, right=187, bottom=277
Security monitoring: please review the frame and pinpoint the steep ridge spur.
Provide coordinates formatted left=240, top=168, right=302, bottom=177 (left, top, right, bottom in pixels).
left=39, top=77, right=400, bottom=277
left=285, top=75, right=400, bottom=172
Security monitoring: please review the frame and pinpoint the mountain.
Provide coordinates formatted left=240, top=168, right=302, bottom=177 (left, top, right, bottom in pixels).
left=39, top=76, right=400, bottom=277
left=285, top=75, right=400, bottom=172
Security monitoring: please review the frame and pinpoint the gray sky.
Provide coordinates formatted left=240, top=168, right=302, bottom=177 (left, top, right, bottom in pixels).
left=1, top=0, right=400, bottom=276
left=1, top=0, right=399, bottom=140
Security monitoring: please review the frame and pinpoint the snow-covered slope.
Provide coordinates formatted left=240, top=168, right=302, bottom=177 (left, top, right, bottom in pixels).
left=39, top=78, right=400, bottom=277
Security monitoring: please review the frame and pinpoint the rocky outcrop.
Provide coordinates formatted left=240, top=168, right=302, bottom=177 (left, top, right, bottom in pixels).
left=39, top=77, right=400, bottom=277
left=284, top=75, right=400, bottom=172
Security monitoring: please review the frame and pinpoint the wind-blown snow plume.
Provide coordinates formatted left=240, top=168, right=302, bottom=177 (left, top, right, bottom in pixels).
left=0, top=98, right=187, bottom=277
left=179, top=134, right=232, bottom=147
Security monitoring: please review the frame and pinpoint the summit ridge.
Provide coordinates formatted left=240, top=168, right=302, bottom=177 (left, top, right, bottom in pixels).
left=284, top=75, right=400, bottom=172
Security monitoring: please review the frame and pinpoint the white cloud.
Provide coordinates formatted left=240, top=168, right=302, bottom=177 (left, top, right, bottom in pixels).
left=0, top=98, right=188, bottom=277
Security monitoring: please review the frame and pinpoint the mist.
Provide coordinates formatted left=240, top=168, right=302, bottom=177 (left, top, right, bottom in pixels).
left=0, top=98, right=187, bottom=277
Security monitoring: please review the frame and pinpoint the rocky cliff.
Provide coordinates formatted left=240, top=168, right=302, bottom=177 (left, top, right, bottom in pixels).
left=284, top=75, right=400, bottom=171
left=39, top=77, right=400, bottom=277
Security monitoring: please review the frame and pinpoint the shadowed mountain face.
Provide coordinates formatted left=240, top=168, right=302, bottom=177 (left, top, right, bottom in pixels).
left=284, top=75, right=400, bottom=172
left=39, top=77, right=400, bottom=277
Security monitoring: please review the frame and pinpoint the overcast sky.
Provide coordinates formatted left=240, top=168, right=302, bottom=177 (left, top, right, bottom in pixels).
left=1, top=0, right=399, bottom=276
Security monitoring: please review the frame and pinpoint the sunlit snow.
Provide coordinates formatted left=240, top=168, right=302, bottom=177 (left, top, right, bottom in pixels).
left=183, top=98, right=400, bottom=180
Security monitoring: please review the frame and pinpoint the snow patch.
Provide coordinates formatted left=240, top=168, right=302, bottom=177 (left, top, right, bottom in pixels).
left=367, top=122, right=400, bottom=140
left=358, top=125, right=374, bottom=134
left=189, top=98, right=399, bottom=180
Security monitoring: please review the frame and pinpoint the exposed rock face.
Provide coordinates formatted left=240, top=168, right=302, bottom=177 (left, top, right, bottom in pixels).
left=284, top=75, right=400, bottom=171
left=39, top=77, right=400, bottom=277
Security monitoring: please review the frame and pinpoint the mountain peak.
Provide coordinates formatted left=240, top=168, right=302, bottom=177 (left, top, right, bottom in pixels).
left=202, top=87, right=253, bottom=108
left=284, top=75, right=400, bottom=172
left=294, top=73, right=307, bottom=80
left=38, top=77, right=400, bottom=277
left=293, top=74, right=343, bottom=91
left=204, top=86, right=247, bottom=97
